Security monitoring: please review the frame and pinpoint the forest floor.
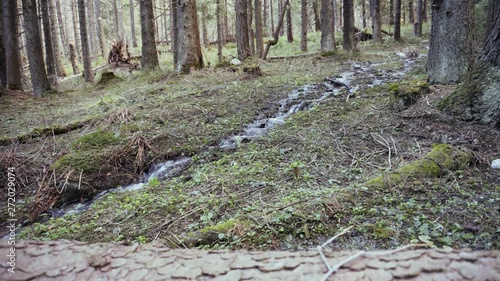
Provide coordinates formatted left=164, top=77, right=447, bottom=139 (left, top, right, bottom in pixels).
left=1, top=32, right=499, bottom=251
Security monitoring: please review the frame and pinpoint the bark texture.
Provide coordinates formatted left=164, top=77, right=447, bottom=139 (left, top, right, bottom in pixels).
left=342, top=0, right=355, bottom=51
left=427, top=0, right=474, bottom=84
left=174, top=0, right=203, bottom=73
left=394, top=0, right=401, bottom=40
left=0, top=2, right=5, bottom=89
left=78, top=0, right=94, bottom=82
left=41, top=0, right=58, bottom=86
left=235, top=0, right=250, bottom=60
left=3, top=0, right=23, bottom=90
left=286, top=1, right=293, bottom=42
left=370, top=0, right=382, bottom=42
left=139, top=0, right=159, bottom=70
left=130, top=0, right=138, bottom=48
left=21, top=0, right=51, bottom=97
left=0, top=240, right=498, bottom=280
left=300, top=0, right=307, bottom=52
left=49, top=0, right=67, bottom=77
left=255, top=0, right=264, bottom=57
left=320, top=0, right=334, bottom=51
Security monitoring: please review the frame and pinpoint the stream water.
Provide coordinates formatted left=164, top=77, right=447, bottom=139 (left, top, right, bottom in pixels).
left=47, top=55, right=420, bottom=218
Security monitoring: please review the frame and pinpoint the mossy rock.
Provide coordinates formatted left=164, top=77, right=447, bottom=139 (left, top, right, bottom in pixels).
left=71, top=130, right=121, bottom=151
left=388, top=79, right=430, bottom=111
left=181, top=219, right=245, bottom=247
left=366, top=144, right=473, bottom=188
left=97, top=71, right=123, bottom=85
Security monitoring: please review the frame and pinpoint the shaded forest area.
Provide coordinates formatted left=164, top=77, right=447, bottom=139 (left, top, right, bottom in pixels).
left=0, top=0, right=499, bottom=253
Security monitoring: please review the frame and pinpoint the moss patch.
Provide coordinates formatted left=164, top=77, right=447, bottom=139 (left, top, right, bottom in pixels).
left=71, top=131, right=121, bottom=151
left=389, top=79, right=430, bottom=111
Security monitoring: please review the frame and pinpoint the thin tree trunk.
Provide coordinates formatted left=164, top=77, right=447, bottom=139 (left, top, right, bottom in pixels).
left=321, top=0, right=334, bottom=51
left=362, top=0, right=366, bottom=28
left=130, top=0, right=138, bottom=47
left=263, top=0, right=268, bottom=36
left=171, top=0, right=177, bottom=63
left=300, top=0, right=307, bottom=51
left=389, top=0, right=394, bottom=25
left=278, top=0, right=284, bottom=36
left=41, top=0, right=57, bottom=86
left=235, top=0, right=250, bottom=60
left=313, top=0, right=320, bottom=31
left=402, top=0, right=406, bottom=25
left=394, top=0, right=401, bottom=40
left=342, top=0, right=354, bottom=51
left=201, top=0, right=209, bottom=48
left=163, top=0, right=168, bottom=45
left=87, top=0, right=97, bottom=57
left=49, top=0, right=66, bottom=77
left=262, top=0, right=289, bottom=59
left=140, top=0, right=160, bottom=70
left=224, top=0, right=229, bottom=43
left=286, top=0, right=293, bottom=42
left=69, top=42, right=80, bottom=74
left=255, top=0, right=264, bottom=57
left=422, top=0, right=427, bottom=21
left=56, top=0, right=69, bottom=58
left=72, top=0, right=81, bottom=59
left=3, top=0, right=23, bottom=90
left=174, top=0, right=204, bottom=73
left=22, top=0, right=51, bottom=96
left=409, top=0, right=414, bottom=23
left=371, top=0, right=382, bottom=42
left=78, top=0, right=94, bottom=82
left=415, top=0, right=423, bottom=36
left=113, top=0, right=120, bottom=38
left=216, top=0, right=223, bottom=62
left=270, top=0, right=275, bottom=34
left=95, top=0, right=107, bottom=58
left=248, top=0, right=255, bottom=55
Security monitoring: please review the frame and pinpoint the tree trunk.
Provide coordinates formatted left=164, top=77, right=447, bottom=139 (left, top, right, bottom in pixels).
left=69, top=43, right=80, bottom=74
left=174, top=0, right=203, bottom=73
left=394, top=0, right=401, bottom=40
left=95, top=0, right=107, bottom=57
left=371, top=0, right=382, bottom=42
left=140, top=0, right=160, bottom=70
left=415, top=0, right=423, bottom=36
left=408, top=0, right=414, bottom=23
left=422, top=0, right=427, bottom=21
left=286, top=1, right=293, bottom=42
left=389, top=0, right=394, bottom=25
left=216, top=0, right=223, bottom=62
left=3, top=0, right=23, bottom=90
left=427, top=0, right=473, bottom=84
left=130, top=0, right=138, bottom=47
left=49, top=0, right=67, bottom=77
left=255, top=0, right=264, bottom=57
left=278, top=0, right=284, bottom=36
left=263, top=0, right=268, bottom=36
left=223, top=0, right=229, bottom=44
left=313, top=0, right=321, bottom=31
left=300, top=0, right=307, bottom=52
left=262, top=0, right=289, bottom=59
left=171, top=0, right=177, bottom=64
left=78, top=0, right=94, bottom=82
left=41, top=0, right=58, bottom=86
left=342, top=0, right=354, bottom=51
left=201, top=0, right=209, bottom=49
left=163, top=0, right=168, bottom=45
left=270, top=0, right=275, bottom=34
left=0, top=2, right=6, bottom=89
left=72, top=0, right=81, bottom=59
left=55, top=0, right=69, bottom=58
left=248, top=0, right=255, bottom=55
left=113, top=0, right=120, bottom=38
left=321, top=0, right=334, bottom=51
left=438, top=4, right=500, bottom=128
left=86, top=0, right=97, bottom=58
left=235, top=0, right=250, bottom=60
left=3, top=240, right=498, bottom=281
left=21, top=0, right=51, bottom=97
left=362, top=0, right=366, bottom=28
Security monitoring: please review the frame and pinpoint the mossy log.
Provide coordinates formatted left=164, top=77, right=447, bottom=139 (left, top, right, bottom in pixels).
left=1, top=240, right=498, bottom=280
left=366, top=144, right=472, bottom=188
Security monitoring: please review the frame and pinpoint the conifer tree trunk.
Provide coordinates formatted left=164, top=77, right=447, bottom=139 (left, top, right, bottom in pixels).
left=171, top=0, right=177, bottom=62
left=394, top=0, right=401, bottom=40
left=94, top=0, right=107, bottom=57
left=408, top=0, right=414, bottom=23
left=56, top=0, right=69, bottom=58
left=130, top=0, right=138, bottom=47
left=286, top=1, right=293, bottom=42
left=201, top=0, right=209, bottom=48
left=49, top=0, right=67, bottom=77
left=0, top=2, right=6, bottom=89
left=361, top=0, right=366, bottom=28
left=3, top=0, right=23, bottom=90
left=342, top=0, right=354, bottom=51
left=415, top=0, right=423, bottom=36
left=235, top=0, right=250, bottom=60
left=41, top=0, right=58, bottom=85
left=113, top=0, right=120, bottom=38
left=69, top=43, right=80, bottom=74
left=320, top=0, right=334, bottom=51
left=224, top=0, right=229, bottom=43
left=313, top=0, right=320, bottom=31
left=248, top=0, right=255, bottom=55
left=270, top=0, right=275, bottom=34
left=174, top=0, right=203, bottom=73
left=21, top=0, right=51, bottom=96
left=255, top=0, right=264, bottom=57
left=72, top=0, right=81, bottom=59
left=78, top=0, right=94, bottom=82
left=371, top=0, right=382, bottom=42
left=140, top=0, right=159, bottom=70
left=216, top=0, right=223, bottom=62
left=300, top=0, right=307, bottom=52
left=263, top=0, right=268, bottom=36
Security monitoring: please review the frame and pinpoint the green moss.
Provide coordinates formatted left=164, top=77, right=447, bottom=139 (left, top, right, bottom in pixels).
left=389, top=79, right=430, bottom=111
left=366, top=144, right=472, bottom=188
left=200, top=219, right=239, bottom=234
left=53, top=151, right=104, bottom=173
left=71, top=130, right=121, bottom=151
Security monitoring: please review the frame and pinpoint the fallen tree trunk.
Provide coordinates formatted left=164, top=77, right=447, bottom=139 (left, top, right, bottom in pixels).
left=0, top=240, right=498, bottom=280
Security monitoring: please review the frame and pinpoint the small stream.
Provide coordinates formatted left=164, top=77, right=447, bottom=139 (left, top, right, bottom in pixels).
left=47, top=54, right=420, bottom=218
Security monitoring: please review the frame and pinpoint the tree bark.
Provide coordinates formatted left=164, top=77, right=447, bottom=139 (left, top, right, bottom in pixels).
left=427, top=0, right=474, bottom=84
left=321, top=0, right=334, bottom=51
left=415, top=0, right=423, bottom=36
left=94, top=0, right=107, bottom=58
left=41, top=0, right=58, bottom=86
left=55, top=0, right=69, bottom=58
left=394, top=0, right=401, bottom=41
left=262, top=0, right=289, bottom=59
left=174, top=0, right=203, bottom=73
left=408, top=0, right=414, bottom=23
left=72, top=0, right=81, bottom=59
left=361, top=0, right=366, bottom=28
left=201, top=0, right=209, bottom=49
left=0, top=2, right=6, bottom=89
left=301, top=0, right=307, bottom=52
left=171, top=0, right=177, bottom=64
left=49, top=0, right=67, bottom=77
left=255, top=0, right=264, bottom=57
left=78, top=0, right=94, bottom=82
left=286, top=1, right=293, bottom=42
left=389, top=0, right=394, bottom=25
left=216, top=0, right=223, bottom=62
left=21, top=0, right=51, bottom=97
left=113, top=0, right=120, bottom=38
left=263, top=0, right=268, bottom=36
left=371, top=0, right=382, bottom=42
left=313, top=0, right=321, bottom=31
left=235, top=0, right=250, bottom=60
left=140, top=0, right=160, bottom=70
left=2, top=240, right=498, bottom=281
left=69, top=43, right=80, bottom=74
left=224, top=0, right=229, bottom=43
left=130, top=0, right=138, bottom=47
left=3, top=0, right=23, bottom=90
left=342, top=0, right=354, bottom=51
left=270, top=0, right=275, bottom=34
left=248, top=0, right=255, bottom=55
